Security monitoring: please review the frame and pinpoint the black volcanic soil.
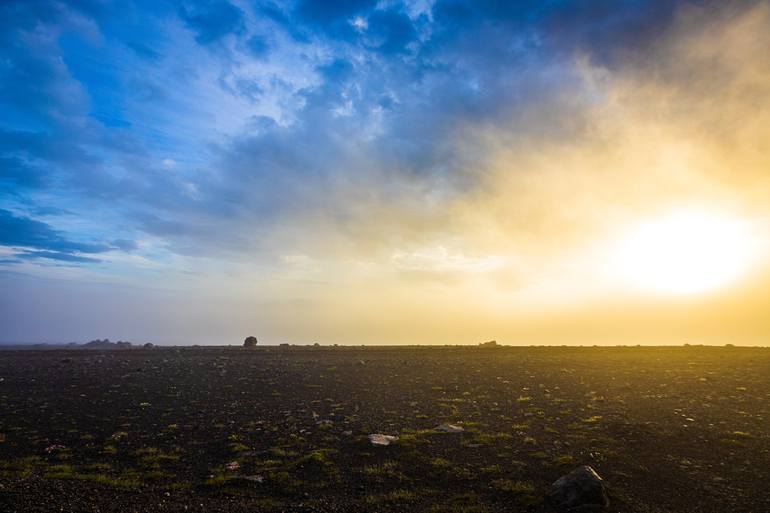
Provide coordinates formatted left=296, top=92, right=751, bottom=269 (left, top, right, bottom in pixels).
left=0, top=346, right=768, bottom=513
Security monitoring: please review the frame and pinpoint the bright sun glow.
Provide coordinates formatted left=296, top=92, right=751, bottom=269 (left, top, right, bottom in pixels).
left=612, top=210, right=755, bottom=295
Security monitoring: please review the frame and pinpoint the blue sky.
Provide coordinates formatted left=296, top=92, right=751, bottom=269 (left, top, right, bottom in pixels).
left=3, top=1, right=770, bottom=345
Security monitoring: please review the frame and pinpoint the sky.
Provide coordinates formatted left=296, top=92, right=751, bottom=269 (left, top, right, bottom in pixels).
left=1, top=0, right=770, bottom=346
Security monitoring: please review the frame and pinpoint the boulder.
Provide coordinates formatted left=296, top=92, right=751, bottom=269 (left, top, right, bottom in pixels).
left=547, top=466, right=609, bottom=512
left=243, top=336, right=258, bottom=348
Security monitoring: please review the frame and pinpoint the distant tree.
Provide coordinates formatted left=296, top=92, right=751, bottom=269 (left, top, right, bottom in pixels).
left=243, top=336, right=258, bottom=348
left=144, top=343, right=154, bottom=349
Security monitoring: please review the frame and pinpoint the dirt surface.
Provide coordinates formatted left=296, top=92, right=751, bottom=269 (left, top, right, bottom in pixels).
left=0, top=346, right=768, bottom=512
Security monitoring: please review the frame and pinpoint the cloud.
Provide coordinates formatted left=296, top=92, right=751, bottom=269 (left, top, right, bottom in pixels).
left=0, top=156, right=46, bottom=191
left=2, top=0, right=770, bottom=343
left=294, top=0, right=377, bottom=33
left=15, top=250, right=103, bottom=264
left=245, top=35, right=270, bottom=58
left=126, top=41, right=161, bottom=61
left=361, top=6, right=418, bottom=54
left=0, top=209, right=111, bottom=254
left=2, top=0, right=697, bottom=271
left=110, top=239, right=138, bottom=252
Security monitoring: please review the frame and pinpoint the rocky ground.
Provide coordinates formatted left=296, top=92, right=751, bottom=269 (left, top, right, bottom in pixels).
left=0, top=345, right=768, bottom=512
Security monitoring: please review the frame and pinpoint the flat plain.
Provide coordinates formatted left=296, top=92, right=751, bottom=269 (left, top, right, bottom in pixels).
left=0, top=346, right=768, bottom=512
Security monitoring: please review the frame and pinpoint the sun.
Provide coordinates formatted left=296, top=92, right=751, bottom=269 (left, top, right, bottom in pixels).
left=611, top=209, right=755, bottom=295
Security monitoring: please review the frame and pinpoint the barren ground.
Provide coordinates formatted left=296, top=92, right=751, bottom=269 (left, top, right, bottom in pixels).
left=0, top=346, right=768, bottom=512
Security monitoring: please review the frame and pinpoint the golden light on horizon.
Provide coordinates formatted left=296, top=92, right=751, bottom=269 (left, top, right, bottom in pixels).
left=610, top=210, right=756, bottom=296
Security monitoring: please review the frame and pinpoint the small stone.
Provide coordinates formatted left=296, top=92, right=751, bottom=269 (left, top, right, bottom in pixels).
left=44, top=444, right=66, bottom=454
left=368, top=433, right=398, bottom=446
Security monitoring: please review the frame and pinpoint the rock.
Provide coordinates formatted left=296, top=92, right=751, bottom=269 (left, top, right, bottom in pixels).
left=243, top=336, right=258, bottom=348
left=368, top=433, right=398, bottom=446
left=434, top=423, right=464, bottom=433
left=547, top=466, right=609, bottom=512
left=44, top=444, right=66, bottom=454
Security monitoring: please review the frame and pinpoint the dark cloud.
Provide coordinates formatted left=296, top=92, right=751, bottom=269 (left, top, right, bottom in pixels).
left=431, top=0, right=546, bottom=31
left=540, top=0, right=687, bottom=65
